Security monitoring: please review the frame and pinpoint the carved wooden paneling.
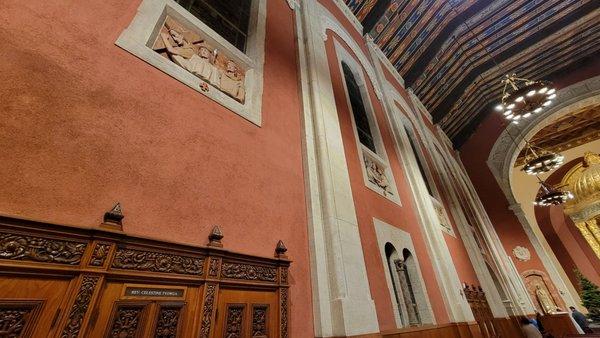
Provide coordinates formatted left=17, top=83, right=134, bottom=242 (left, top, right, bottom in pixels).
left=225, top=304, right=245, bottom=338
left=108, top=304, right=146, bottom=338
left=252, top=304, right=268, bottom=338
left=89, top=243, right=111, bottom=267
left=0, top=232, right=86, bottom=265
left=154, top=305, right=182, bottom=338
left=0, top=301, right=43, bottom=338
left=280, top=267, right=288, bottom=285
left=111, top=248, right=204, bottom=275
left=199, top=284, right=217, bottom=338
left=60, top=275, right=101, bottom=338
left=207, top=257, right=220, bottom=277
left=280, top=288, right=289, bottom=338
left=220, top=263, right=277, bottom=282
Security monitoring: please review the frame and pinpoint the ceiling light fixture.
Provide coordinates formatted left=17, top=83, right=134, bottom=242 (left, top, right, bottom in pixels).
left=495, top=74, right=555, bottom=122
left=534, top=177, right=574, bottom=206
left=521, top=142, right=564, bottom=175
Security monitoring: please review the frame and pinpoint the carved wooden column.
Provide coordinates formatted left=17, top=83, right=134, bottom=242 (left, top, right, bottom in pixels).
left=58, top=274, right=104, bottom=338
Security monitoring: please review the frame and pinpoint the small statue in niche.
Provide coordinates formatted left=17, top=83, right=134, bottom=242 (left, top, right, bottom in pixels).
left=535, top=284, right=557, bottom=314
left=219, top=60, right=246, bottom=102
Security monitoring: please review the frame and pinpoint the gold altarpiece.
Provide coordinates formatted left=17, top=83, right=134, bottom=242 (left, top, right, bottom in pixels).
left=562, top=152, right=600, bottom=259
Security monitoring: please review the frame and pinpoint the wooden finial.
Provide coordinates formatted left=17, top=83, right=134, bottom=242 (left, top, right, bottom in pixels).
left=275, top=240, right=288, bottom=258
left=101, top=202, right=124, bottom=231
left=208, top=225, right=224, bottom=247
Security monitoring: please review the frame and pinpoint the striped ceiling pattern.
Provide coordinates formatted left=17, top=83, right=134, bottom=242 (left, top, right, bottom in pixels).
left=343, top=0, right=600, bottom=147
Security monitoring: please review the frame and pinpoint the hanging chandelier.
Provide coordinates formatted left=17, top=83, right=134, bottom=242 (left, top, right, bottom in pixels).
left=521, top=142, right=564, bottom=175
left=495, top=74, right=556, bottom=124
left=534, top=179, right=574, bottom=206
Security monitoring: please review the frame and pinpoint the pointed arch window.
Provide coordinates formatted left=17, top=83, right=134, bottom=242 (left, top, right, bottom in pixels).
left=342, top=62, right=377, bottom=153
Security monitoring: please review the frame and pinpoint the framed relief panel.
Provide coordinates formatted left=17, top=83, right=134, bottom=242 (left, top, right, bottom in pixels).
left=116, top=0, right=266, bottom=125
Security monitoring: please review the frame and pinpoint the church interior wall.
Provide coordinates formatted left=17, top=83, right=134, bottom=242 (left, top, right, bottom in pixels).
left=0, top=0, right=315, bottom=336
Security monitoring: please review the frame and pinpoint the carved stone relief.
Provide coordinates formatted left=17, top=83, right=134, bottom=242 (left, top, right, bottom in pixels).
left=152, top=17, right=246, bottom=103
left=111, top=247, right=204, bottom=275
left=154, top=306, right=181, bottom=338
left=225, top=304, right=245, bottom=338
left=252, top=305, right=268, bottom=337
left=512, top=246, right=531, bottom=262
left=365, top=156, right=393, bottom=196
left=0, top=232, right=86, bottom=265
left=199, top=284, right=217, bottom=338
left=109, top=305, right=145, bottom=338
left=220, top=262, right=277, bottom=282
left=89, top=243, right=111, bottom=267
left=61, top=275, right=101, bottom=338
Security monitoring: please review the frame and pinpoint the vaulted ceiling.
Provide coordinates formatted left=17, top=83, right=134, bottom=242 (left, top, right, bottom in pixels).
left=343, top=0, right=600, bottom=147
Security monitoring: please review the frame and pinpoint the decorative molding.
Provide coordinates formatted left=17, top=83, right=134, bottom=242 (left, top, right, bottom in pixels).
left=220, top=262, right=277, bottom=282
left=280, top=288, right=289, bottom=338
left=280, top=267, right=288, bottom=285
left=111, top=247, right=204, bottom=275
left=0, top=301, right=43, bottom=338
left=331, top=0, right=363, bottom=34
left=512, top=246, right=531, bottom=262
left=252, top=304, right=268, bottom=337
left=225, top=304, right=245, bottom=338
left=60, top=275, right=101, bottom=337
left=286, top=0, right=298, bottom=10
left=0, top=232, right=86, bottom=265
left=109, top=304, right=145, bottom=337
left=207, top=257, right=220, bottom=277
left=89, top=243, right=111, bottom=267
left=199, top=283, right=217, bottom=338
left=154, top=306, right=181, bottom=336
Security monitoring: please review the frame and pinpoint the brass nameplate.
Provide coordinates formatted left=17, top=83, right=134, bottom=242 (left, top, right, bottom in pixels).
left=124, top=287, right=184, bottom=298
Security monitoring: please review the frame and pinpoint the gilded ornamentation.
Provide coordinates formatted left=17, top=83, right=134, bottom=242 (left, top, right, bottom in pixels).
left=89, top=243, right=111, bottom=266
left=208, top=257, right=220, bottom=277
left=252, top=305, right=268, bottom=337
left=512, top=246, right=531, bottom=262
left=111, top=248, right=203, bottom=275
left=199, top=284, right=217, bottom=338
left=153, top=17, right=246, bottom=103
left=110, top=305, right=144, bottom=338
left=0, top=232, right=86, bottom=265
left=225, top=305, right=245, bottom=338
left=220, top=263, right=277, bottom=282
left=61, top=275, right=100, bottom=338
left=154, top=307, right=181, bottom=338
left=364, top=157, right=393, bottom=196
left=280, top=288, right=289, bottom=338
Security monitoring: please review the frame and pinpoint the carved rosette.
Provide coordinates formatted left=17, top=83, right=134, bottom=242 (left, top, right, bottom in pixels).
left=111, top=248, right=204, bottom=275
left=110, top=305, right=145, bottom=337
left=280, top=288, right=289, bottom=338
left=199, top=284, right=217, bottom=338
left=89, top=243, right=111, bottom=267
left=208, top=257, right=220, bottom=277
left=512, top=246, right=531, bottom=262
left=225, top=304, right=245, bottom=338
left=155, top=306, right=181, bottom=337
left=0, top=232, right=86, bottom=265
left=61, top=275, right=101, bottom=338
left=252, top=305, right=268, bottom=337
left=220, top=262, right=277, bottom=282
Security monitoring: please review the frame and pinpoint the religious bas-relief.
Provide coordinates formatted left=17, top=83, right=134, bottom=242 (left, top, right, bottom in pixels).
left=153, top=17, right=246, bottom=103
left=365, top=156, right=393, bottom=196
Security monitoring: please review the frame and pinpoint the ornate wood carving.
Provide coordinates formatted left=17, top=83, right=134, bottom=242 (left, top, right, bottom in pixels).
left=207, top=226, right=224, bottom=248
left=89, top=243, right=111, bottom=267
left=252, top=305, right=268, bottom=337
left=225, top=304, right=245, bottom=338
left=220, top=263, right=277, bottom=282
left=104, top=202, right=124, bottom=225
left=0, top=301, right=42, bottom=338
left=0, top=232, right=86, bottom=265
left=280, top=288, right=289, bottom=338
left=109, top=304, right=145, bottom=338
left=154, top=306, right=181, bottom=338
left=207, top=257, right=220, bottom=277
left=280, top=268, right=288, bottom=285
left=111, top=248, right=204, bottom=275
left=60, top=275, right=100, bottom=338
left=199, top=284, right=217, bottom=338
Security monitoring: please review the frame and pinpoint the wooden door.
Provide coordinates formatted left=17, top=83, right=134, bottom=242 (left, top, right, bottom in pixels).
left=0, top=276, right=72, bottom=337
left=213, top=288, right=278, bottom=338
left=86, top=281, right=198, bottom=337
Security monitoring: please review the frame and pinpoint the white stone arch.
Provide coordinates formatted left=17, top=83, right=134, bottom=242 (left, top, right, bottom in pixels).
left=486, top=76, right=600, bottom=310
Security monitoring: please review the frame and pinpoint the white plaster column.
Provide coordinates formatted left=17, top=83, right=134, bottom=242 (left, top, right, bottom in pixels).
left=295, top=1, right=379, bottom=336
